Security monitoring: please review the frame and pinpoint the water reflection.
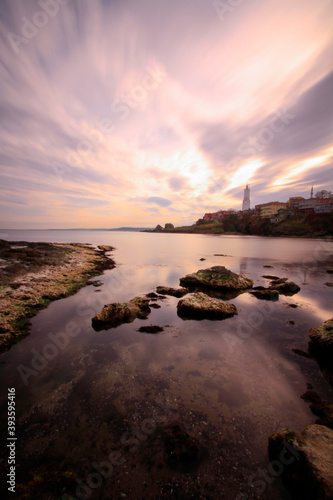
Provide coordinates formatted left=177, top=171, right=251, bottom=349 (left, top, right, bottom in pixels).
left=0, top=232, right=332, bottom=499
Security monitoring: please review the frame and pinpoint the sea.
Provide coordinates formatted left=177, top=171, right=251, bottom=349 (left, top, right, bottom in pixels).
left=0, top=230, right=332, bottom=499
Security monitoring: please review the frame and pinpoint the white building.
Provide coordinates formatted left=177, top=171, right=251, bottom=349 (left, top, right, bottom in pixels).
left=242, top=184, right=250, bottom=211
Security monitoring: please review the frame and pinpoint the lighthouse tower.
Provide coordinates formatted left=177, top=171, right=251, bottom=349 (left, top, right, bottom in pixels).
left=242, top=184, right=250, bottom=211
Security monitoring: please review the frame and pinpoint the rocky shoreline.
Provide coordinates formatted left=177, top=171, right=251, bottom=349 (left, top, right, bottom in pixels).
left=147, top=212, right=333, bottom=238
left=0, top=240, right=115, bottom=353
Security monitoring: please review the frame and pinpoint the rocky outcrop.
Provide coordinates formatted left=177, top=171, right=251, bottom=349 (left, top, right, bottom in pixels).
left=179, top=266, right=253, bottom=292
left=177, top=292, right=237, bottom=319
left=164, top=223, right=174, bottom=231
left=153, top=224, right=163, bottom=232
left=97, top=245, right=115, bottom=252
left=309, top=318, right=333, bottom=367
left=92, top=296, right=151, bottom=330
left=301, top=391, right=333, bottom=429
left=268, top=424, right=333, bottom=500
left=156, top=286, right=188, bottom=297
left=0, top=240, right=115, bottom=352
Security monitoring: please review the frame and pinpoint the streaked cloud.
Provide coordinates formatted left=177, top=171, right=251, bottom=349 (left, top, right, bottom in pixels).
left=0, top=0, right=332, bottom=228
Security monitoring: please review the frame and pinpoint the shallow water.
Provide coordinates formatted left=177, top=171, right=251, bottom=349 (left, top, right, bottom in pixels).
left=0, top=231, right=332, bottom=499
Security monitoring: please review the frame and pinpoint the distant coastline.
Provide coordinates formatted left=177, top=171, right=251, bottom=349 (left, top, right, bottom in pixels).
left=145, top=212, right=333, bottom=238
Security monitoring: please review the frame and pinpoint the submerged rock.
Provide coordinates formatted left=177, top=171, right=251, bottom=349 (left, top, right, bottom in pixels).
left=156, top=286, right=188, bottom=297
left=162, top=424, right=201, bottom=472
left=92, top=296, right=151, bottom=329
left=177, top=292, right=237, bottom=319
left=308, top=317, right=333, bottom=366
left=179, top=266, right=253, bottom=291
left=268, top=424, right=333, bottom=500
left=138, top=325, right=164, bottom=334
left=251, top=288, right=279, bottom=301
left=269, top=280, right=300, bottom=296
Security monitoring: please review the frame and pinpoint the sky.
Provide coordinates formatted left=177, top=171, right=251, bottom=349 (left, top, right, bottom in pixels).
left=0, top=0, right=332, bottom=229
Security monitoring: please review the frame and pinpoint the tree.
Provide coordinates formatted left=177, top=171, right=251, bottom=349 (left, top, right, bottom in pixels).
left=315, top=190, right=332, bottom=199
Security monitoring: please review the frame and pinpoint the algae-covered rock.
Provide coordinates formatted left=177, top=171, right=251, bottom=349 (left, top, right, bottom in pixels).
left=156, top=286, right=188, bottom=297
left=179, top=266, right=253, bottom=291
left=268, top=424, right=333, bottom=499
left=250, top=287, right=279, bottom=301
left=177, top=292, right=237, bottom=319
left=309, top=317, right=333, bottom=366
left=92, top=296, right=151, bottom=329
left=269, top=280, right=300, bottom=296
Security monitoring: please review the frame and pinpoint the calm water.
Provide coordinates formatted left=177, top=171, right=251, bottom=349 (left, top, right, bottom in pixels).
left=0, top=230, right=332, bottom=499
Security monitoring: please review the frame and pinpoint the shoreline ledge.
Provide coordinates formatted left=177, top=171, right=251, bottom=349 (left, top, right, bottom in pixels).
left=0, top=240, right=115, bottom=353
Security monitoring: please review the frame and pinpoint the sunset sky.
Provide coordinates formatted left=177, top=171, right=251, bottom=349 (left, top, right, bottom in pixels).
left=0, top=0, right=332, bottom=229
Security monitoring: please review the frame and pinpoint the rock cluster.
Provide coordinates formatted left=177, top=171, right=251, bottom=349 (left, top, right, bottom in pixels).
left=250, top=276, right=301, bottom=300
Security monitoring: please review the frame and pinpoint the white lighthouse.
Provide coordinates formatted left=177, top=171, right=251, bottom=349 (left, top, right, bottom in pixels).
left=242, top=184, right=250, bottom=211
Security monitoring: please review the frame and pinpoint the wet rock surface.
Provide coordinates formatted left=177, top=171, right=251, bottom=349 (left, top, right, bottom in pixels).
left=269, top=280, right=301, bottom=296
left=268, top=424, right=333, bottom=500
left=309, top=317, right=333, bottom=368
left=177, top=292, right=237, bottom=320
left=179, top=265, right=253, bottom=292
left=250, top=287, right=279, bottom=301
left=0, top=240, right=115, bottom=352
left=301, top=391, right=333, bottom=429
left=156, top=286, right=189, bottom=297
left=92, top=297, right=151, bottom=330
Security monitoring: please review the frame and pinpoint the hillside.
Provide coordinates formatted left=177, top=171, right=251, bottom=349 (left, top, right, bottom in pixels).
left=158, top=212, right=333, bottom=237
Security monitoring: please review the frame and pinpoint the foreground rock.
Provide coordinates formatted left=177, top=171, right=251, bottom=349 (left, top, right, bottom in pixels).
left=268, top=424, right=333, bottom=500
left=301, top=391, right=333, bottom=429
left=156, top=286, right=188, bottom=297
left=309, top=317, right=333, bottom=367
left=177, top=292, right=237, bottom=320
left=0, top=240, right=115, bottom=352
left=92, top=296, right=151, bottom=330
left=179, top=266, right=253, bottom=291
